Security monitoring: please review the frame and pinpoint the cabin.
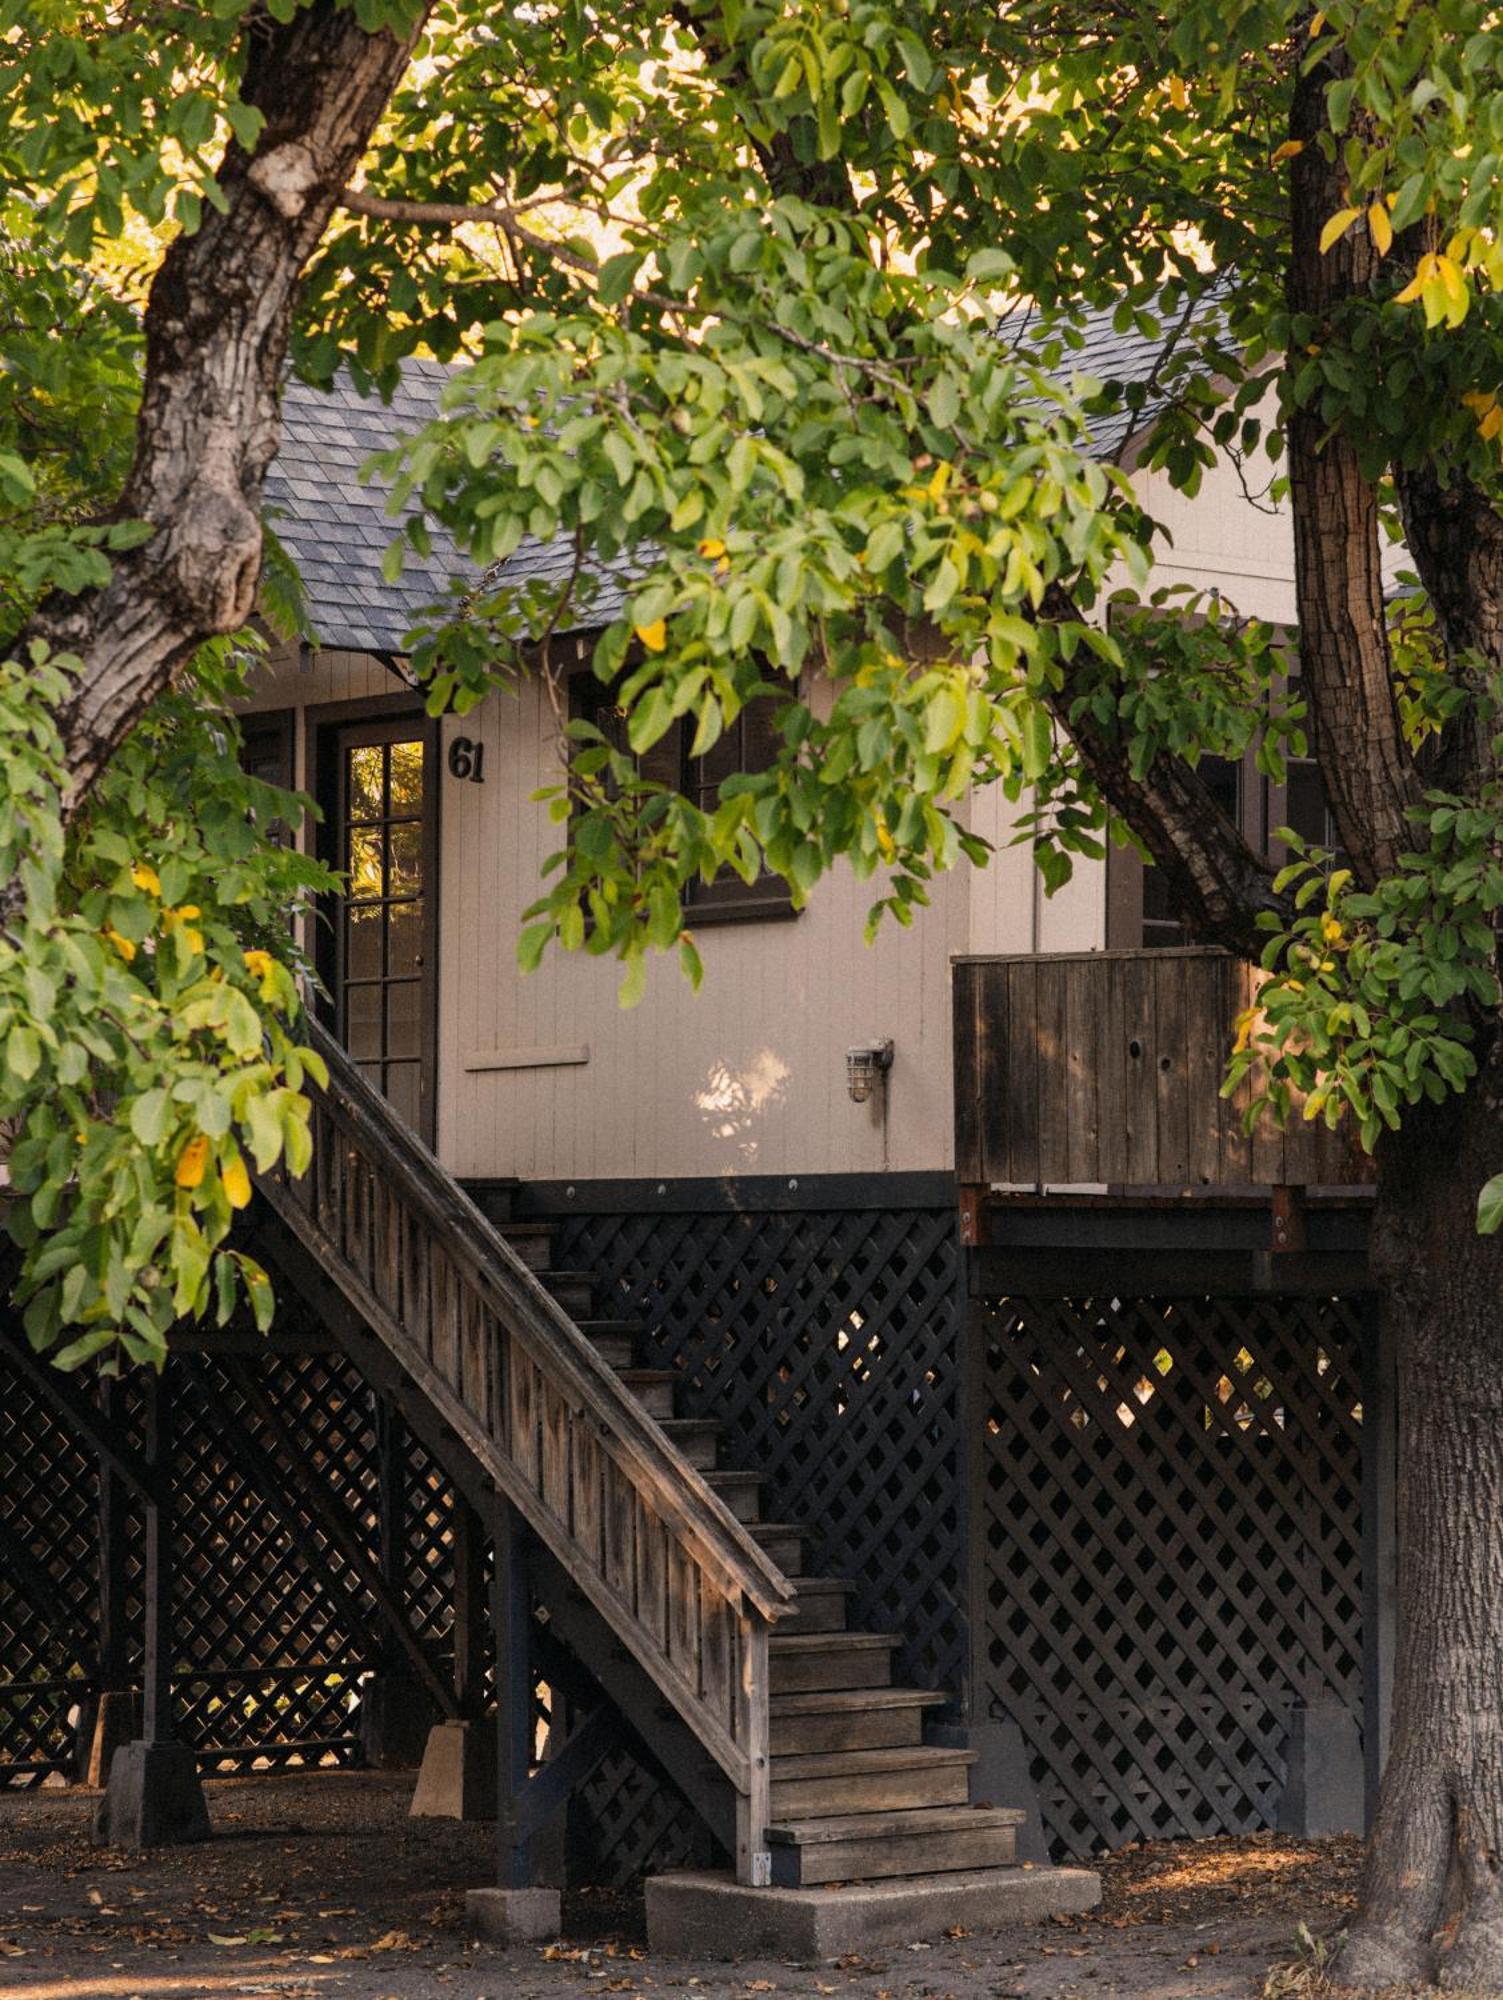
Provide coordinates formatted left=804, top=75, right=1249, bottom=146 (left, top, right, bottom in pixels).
left=0, top=322, right=1386, bottom=1952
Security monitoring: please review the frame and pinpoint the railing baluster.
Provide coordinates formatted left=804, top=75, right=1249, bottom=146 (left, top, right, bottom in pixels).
left=257, top=1020, right=794, bottom=1888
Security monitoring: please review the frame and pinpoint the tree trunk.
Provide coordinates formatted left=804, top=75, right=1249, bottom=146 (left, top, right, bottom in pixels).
left=1341, top=1051, right=1503, bottom=1990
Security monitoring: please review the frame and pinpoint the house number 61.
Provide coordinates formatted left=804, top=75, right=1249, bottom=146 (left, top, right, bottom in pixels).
left=447, top=736, right=485, bottom=783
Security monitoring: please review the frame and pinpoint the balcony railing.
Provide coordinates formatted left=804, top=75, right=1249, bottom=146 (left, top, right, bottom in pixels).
left=953, top=947, right=1373, bottom=1196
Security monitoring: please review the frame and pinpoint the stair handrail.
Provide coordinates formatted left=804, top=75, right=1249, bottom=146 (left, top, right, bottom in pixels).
left=257, top=1017, right=792, bottom=1884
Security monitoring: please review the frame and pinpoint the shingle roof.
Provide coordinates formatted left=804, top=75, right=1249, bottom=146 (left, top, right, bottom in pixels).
left=267, top=304, right=1209, bottom=653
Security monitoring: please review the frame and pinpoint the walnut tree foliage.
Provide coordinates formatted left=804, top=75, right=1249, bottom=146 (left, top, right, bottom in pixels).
left=3, top=0, right=1503, bottom=1327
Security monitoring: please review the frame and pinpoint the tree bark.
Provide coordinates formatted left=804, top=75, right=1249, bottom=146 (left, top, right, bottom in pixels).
left=1285, top=45, right=1419, bottom=887
left=17, top=0, right=425, bottom=844
left=1340, top=1052, right=1503, bottom=1990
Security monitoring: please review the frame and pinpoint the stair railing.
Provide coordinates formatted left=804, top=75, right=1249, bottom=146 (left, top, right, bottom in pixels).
left=256, top=1017, right=793, bottom=1886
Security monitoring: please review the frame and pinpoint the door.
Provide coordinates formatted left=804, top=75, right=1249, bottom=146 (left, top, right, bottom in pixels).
left=323, top=715, right=437, bottom=1143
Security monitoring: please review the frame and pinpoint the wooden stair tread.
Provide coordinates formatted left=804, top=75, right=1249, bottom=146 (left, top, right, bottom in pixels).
left=619, top=1369, right=679, bottom=1387
left=766, top=1805, right=1025, bottom=1846
left=577, top=1319, right=645, bottom=1337
left=770, top=1746, right=976, bottom=1779
left=769, top=1631, right=897, bottom=1654
left=769, top=1687, right=943, bottom=1715
left=794, top=1577, right=853, bottom=1594
left=705, top=1469, right=761, bottom=1487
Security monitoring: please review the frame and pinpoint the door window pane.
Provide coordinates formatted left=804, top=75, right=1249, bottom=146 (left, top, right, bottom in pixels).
left=333, top=727, right=430, bottom=1135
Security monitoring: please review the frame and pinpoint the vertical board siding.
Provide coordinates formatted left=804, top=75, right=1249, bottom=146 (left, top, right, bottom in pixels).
left=955, top=950, right=1375, bottom=1190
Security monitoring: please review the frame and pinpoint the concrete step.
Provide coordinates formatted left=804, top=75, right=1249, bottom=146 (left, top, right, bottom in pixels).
left=769, top=1631, right=895, bottom=1695
left=769, top=1745, right=976, bottom=1819
left=645, top=1860, right=1101, bottom=1957
left=765, top=1805, right=1024, bottom=1888
left=768, top=1688, right=943, bottom=1756
left=749, top=1522, right=808, bottom=1576
left=785, top=1578, right=852, bottom=1634
left=659, top=1418, right=720, bottom=1472
left=704, top=1469, right=762, bottom=1523
left=619, top=1368, right=677, bottom=1420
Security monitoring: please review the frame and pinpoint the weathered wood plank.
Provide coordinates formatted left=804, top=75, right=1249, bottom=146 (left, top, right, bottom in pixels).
left=1153, top=954, right=1191, bottom=1185
left=954, top=948, right=1377, bottom=1192
left=1033, top=958, right=1071, bottom=1185
left=541, top=1382, right=572, bottom=1525
left=1064, top=958, right=1101, bottom=1185
left=1122, top=954, right=1157, bottom=1185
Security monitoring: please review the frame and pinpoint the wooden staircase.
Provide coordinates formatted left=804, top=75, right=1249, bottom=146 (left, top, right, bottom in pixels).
left=503, top=1212, right=1025, bottom=1891
left=251, top=1024, right=1033, bottom=1914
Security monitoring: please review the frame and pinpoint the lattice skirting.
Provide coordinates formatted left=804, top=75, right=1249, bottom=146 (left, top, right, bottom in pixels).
left=979, top=1292, right=1367, bottom=1859
left=0, top=1340, right=460, bottom=1786
left=553, top=1200, right=968, bottom=1881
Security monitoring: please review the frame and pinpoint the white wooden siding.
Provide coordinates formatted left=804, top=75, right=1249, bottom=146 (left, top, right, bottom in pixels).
left=238, top=436, right=1297, bottom=1182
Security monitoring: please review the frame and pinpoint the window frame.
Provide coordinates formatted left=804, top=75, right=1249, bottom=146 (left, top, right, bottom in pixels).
left=569, top=668, right=801, bottom=929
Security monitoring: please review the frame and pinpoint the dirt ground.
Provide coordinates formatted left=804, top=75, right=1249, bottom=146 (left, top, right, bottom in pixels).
left=0, top=1771, right=1363, bottom=2000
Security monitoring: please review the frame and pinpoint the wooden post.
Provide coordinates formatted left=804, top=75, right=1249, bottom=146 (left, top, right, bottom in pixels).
left=734, top=1615, right=771, bottom=1888
left=140, top=1365, right=173, bottom=1747
left=453, top=1496, right=488, bottom=1721
left=94, top=1358, right=211, bottom=1844
left=81, top=1373, right=138, bottom=1787
left=493, top=1500, right=535, bottom=1887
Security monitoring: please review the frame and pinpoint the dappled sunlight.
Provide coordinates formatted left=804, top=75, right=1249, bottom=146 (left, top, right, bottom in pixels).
left=0, top=1968, right=335, bottom=2000
left=1118, top=1842, right=1313, bottom=1898
left=692, top=1048, right=791, bottom=1161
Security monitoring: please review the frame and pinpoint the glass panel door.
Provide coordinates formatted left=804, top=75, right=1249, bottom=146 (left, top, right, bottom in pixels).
left=331, top=719, right=435, bottom=1140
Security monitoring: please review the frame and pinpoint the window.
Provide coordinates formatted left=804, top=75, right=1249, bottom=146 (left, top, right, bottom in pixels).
left=571, top=674, right=797, bottom=924
left=1105, top=622, right=1344, bottom=948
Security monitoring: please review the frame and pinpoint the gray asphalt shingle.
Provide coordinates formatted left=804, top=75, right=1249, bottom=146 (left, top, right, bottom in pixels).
left=267, top=302, right=1210, bottom=654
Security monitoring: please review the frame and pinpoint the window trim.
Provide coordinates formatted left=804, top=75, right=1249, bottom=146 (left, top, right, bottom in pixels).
left=570, top=668, right=801, bottom=929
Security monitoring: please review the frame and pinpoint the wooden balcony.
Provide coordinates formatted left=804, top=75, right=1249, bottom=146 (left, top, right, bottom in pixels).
left=953, top=947, right=1374, bottom=1199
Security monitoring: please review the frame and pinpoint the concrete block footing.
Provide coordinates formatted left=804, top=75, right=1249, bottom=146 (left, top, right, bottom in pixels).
left=92, top=1740, right=211, bottom=1848
left=645, top=1865, right=1101, bottom=1960
left=465, top=1886, right=561, bottom=1945
left=411, top=1717, right=497, bottom=1820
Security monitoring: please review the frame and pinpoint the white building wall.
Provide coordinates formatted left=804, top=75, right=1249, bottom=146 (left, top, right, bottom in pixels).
left=238, top=436, right=1297, bottom=1183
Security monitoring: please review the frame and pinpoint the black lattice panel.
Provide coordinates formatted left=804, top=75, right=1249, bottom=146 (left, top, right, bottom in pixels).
left=0, top=1352, right=103, bottom=1785
left=980, top=1293, right=1365, bottom=1860
left=554, top=1206, right=966, bottom=1694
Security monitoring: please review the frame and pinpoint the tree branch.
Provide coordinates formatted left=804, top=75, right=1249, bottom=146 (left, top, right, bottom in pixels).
left=1284, top=44, right=1420, bottom=885
left=17, top=0, right=428, bottom=849
left=341, top=187, right=600, bottom=274
left=1041, top=583, right=1292, bottom=959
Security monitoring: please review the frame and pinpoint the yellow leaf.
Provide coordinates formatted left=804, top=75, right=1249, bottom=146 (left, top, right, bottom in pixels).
left=1367, top=202, right=1393, bottom=256
left=1318, top=206, right=1362, bottom=255
left=1309, top=9, right=1326, bottom=31
left=697, top=537, right=726, bottom=560
left=927, top=461, right=952, bottom=502
left=1271, top=140, right=1305, bottom=165
left=131, top=863, right=161, bottom=896
left=1481, top=405, right=1503, bottom=441
left=1320, top=912, right=1345, bottom=946
left=634, top=618, right=667, bottom=652
left=243, top=948, right=273, bottom=978
left=221, top=1154, right=252, bottom=1210
left=1394, top=252, right=1437, bottom=305
left=103, top=927, right=136, bottom=962
left=1232, top=1007, right=1257, bottom=1055
left=1166, top=75, right=1188, bottom=110
left=176, top=1135, right=209, bottom=1190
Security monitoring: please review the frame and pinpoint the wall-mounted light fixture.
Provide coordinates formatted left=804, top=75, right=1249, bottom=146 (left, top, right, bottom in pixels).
left=846, top=1039, right=894, bottom=1105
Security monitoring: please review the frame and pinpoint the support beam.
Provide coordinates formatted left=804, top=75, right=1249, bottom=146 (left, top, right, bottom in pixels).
left=453, top=1495, right=488, bottom=1720
left=360, top=1400, right=440, bottom=1767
